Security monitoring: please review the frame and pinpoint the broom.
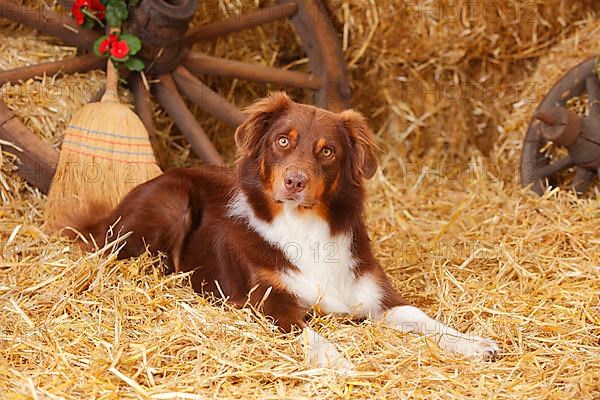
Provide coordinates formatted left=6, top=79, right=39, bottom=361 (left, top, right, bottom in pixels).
left=45, top=34, right=162, bottom=233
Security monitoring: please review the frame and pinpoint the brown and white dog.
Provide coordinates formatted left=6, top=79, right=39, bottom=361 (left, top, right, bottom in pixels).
left=80, top=92, right=498, bottom=372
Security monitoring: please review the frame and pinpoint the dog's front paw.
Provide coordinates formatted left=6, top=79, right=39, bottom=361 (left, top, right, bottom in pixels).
left=438, top=333, right=500, bottom=359
left=300, top=327, right=354, bottom=374
left=307, top=339, right=355, bottom=373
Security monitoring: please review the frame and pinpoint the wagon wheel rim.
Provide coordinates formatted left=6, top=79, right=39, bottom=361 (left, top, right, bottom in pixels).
left=0, top=0, right=351, bottom=192
left=520, top=56, right=600, bottom=196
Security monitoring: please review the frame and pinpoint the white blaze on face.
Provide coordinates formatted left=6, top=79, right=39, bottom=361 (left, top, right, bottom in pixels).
left=228, top=192, right=383, bottom=316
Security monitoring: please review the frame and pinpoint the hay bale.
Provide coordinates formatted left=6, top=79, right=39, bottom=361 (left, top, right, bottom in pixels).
left=329, top=0, right=598, bottom=157
left=1, top=1, right=599, bottom=398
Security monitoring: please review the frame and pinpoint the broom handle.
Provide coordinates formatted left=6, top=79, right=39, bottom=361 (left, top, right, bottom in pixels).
left=101, top=28, right=120, bottom=103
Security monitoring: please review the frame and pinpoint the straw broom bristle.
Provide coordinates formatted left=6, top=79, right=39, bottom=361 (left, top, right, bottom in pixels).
left=45, top=60, right=161, bottom=232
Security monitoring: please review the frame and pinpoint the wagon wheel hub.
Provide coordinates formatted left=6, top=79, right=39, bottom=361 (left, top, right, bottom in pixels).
left=127, top=0, right=197, bottom=75
left=521, top=57, right=600, bottom=195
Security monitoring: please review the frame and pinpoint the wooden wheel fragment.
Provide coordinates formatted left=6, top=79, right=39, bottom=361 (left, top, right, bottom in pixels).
left=520, top=57, right=600, bottom=195
left=0, top=0, right=351, bottom=193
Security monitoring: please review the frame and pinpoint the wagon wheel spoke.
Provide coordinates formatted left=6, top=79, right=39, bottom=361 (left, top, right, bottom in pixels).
left=152, top=74, right=224, bottom=165
left=571, top=167, right=596, bottom=195
left=171, top=66, right=246, bottom=128
left=534, top=155, right=575, bottom=180
left=0, top=101, right=58, bottom=192
left=0, top=54, right=104, bottom=86
left=183, top=3, right=299, bottom=44
left=130, top=73, right=167, bottom=167
left=182, top=52, right=322, bottom=90
left=0, top=0, right=100, bottom=49
left=585, top=76, right=600, bottom=115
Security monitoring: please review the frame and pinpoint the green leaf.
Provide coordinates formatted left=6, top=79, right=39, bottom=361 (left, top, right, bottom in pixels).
left=129, top=0, right=140, bottom=7
left=93, top=35, right=109, bottom=56
left=82, top=18, right=95, bottom=30
left=105, top=5, right=119, bottom=26
left=110, top=54, right=130, bottom=62
left=105, top=2, right=128, bottom=26
left=114, top=1, right=128, bottom=21
left=124, top=57, right=145, bottom=71
left=120, top=34, right=142, bottom=55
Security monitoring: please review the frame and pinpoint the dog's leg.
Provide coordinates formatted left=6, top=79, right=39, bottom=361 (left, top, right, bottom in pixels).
left=248, top=279, right=354, bottom=373
left=299, top=327, right=354, bottom=373
left=377, top=305, right=499, bottom=358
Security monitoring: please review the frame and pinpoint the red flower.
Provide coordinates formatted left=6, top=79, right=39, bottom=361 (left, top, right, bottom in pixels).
left=108, top=33, right=119, bottom=44
left=71, top=0, right=90, bottom=25
left=98, top=37, right=111, bottom=55
left=110, top=40, right=130, bottom=59
left=72, top=9, right=84, bottom=25
left=71, top=0, right=105, bottom=26
left=91, top=0, right=105, bottom=20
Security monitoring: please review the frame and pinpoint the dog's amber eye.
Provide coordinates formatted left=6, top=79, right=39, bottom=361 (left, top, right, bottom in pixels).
left=277, top=137, right=290, bottom=147
left=321, top=147, right=333, bottom=157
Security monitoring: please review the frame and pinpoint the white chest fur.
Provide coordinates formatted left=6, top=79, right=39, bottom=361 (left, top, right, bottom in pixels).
left=228, top=193, right=382, bottom=316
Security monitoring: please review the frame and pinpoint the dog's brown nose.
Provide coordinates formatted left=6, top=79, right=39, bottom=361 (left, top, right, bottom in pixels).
left=284, top=172, right=308, bottom=193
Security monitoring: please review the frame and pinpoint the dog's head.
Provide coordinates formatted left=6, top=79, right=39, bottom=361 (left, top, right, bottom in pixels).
left=235, top=92, right=378, bottom=209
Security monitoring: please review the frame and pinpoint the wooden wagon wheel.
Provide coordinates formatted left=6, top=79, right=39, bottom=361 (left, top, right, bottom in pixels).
left=520, top=57, right=600, bottom=196
left=0, top=0, right=351, bottom=193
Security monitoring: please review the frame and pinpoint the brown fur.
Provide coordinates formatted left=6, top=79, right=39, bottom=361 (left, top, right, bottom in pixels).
left=75, top=93, right=408, bottom=333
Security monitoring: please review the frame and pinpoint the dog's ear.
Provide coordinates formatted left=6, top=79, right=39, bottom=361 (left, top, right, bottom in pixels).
left=339, top=109, right=379, bottom=180
left=235, top=92, right=292, bottom=157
